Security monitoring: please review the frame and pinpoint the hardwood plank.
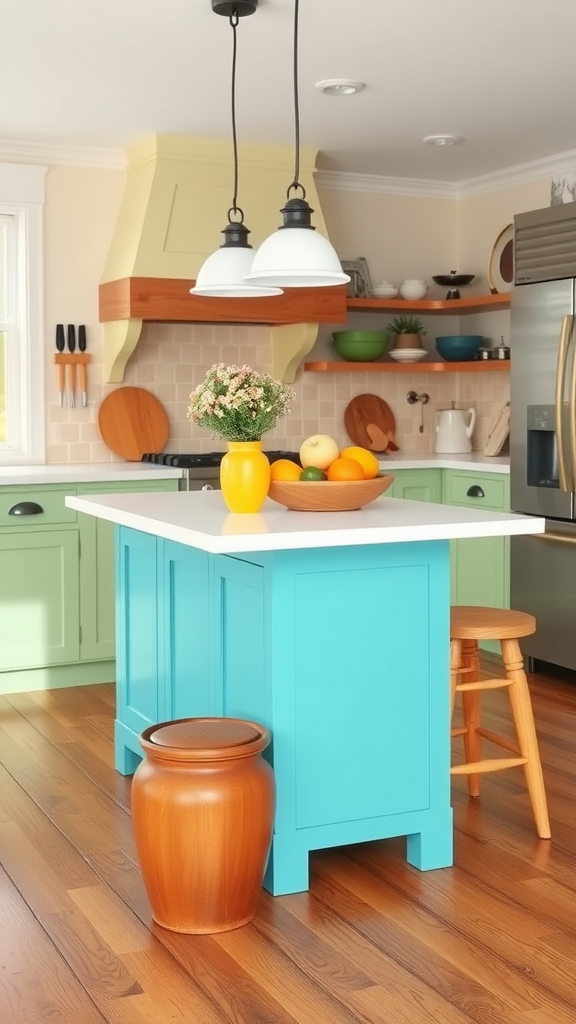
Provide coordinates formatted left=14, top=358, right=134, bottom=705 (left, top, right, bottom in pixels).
left=348, top=845, right=576, bottom=1015
left=311, top=855, right=541, bottom=1022
left=1, top=672, right=576, bottom=1022
left=251, top=895, right=475, bottom=1024
left=0, top=862, right=107, bottom=1024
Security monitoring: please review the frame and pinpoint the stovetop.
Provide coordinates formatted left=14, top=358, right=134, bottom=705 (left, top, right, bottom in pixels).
left=141, top=450, right=300, bottom=469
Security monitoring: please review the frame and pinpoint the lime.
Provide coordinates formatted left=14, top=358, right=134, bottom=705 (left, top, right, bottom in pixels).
left=300, top=466, right=326, bottom=481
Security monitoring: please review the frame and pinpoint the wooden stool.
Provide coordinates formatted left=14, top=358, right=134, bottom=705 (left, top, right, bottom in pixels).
left=450, top=606, right=550, bottom=839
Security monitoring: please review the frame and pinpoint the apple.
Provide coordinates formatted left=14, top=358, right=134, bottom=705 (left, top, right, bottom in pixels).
left=299, top=434, right=340, bottom=470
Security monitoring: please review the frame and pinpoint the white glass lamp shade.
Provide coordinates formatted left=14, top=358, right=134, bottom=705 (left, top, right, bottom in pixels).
left=245, top=197, right=350, bottom=288
left=190, top=223, right=282, bottom=297
left=245, top=227, right=350, bottom=288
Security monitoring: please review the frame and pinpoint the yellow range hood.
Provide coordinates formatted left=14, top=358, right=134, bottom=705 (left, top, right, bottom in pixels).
left=99, top=135, right=347, bottom=383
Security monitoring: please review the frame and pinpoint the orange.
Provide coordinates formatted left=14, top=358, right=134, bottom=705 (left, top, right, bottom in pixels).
left=327, top=457, right=365, bottom=482
left=339, top=446, right=380, bottom=479
left=270, top=458, right=302, bottom=482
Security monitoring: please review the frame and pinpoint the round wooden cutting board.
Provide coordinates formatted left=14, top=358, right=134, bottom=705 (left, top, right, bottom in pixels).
left=98, top=387, right=170, bottom=461
left=344, top=394, right=399, bottom=452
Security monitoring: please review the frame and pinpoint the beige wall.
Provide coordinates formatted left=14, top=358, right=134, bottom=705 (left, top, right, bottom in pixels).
left=458, top=176, right=551, bottom=289
left=318, top=188, right=458, bottom=286
left=39, top=159, right=550, bottom=463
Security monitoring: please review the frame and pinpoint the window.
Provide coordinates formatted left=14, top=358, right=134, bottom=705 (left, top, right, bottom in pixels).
left=0, top=163, right=47, bottom=464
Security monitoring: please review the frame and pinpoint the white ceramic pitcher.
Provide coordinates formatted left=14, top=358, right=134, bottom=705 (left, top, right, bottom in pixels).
left=435, top=407, right=476, bottom=453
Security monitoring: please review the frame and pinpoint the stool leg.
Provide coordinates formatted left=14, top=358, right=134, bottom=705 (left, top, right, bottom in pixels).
left=461, top=638, right=482, bottom=797
left=501, top=638, right=551, bottom=840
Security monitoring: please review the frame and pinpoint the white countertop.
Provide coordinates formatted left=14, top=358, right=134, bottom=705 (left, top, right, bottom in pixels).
left=0, top=463, right=182, bottom=486
left=65, top=489, right=542, bottom=555
left=0, top=452, right=509, bottom=487
left=378, top=452, right=510, bottom=474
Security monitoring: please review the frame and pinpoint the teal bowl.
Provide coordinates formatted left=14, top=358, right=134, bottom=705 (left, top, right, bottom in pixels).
left=332, top=330, right=391, bottom=362
left=435, top=335, right=483, bottom=362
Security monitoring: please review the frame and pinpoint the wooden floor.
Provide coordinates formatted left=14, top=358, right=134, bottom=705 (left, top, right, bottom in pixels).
left=1, top=665, right=576, bottom=1023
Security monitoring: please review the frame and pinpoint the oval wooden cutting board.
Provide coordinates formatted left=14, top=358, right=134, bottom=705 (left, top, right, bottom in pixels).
left=98, top=387, right=170, bottom=461
left=344, top=394, right=399, bottom=452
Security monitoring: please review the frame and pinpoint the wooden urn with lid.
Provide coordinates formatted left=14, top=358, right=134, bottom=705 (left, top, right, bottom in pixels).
left=131, top=717, right=275, bottom=934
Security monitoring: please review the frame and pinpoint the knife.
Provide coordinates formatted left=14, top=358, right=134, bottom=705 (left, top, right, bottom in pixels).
left=55, top=324, right=66, bottom=406
left=67, top=325, right=76, bottom=407
left=78, top=325, right=88, bottom=406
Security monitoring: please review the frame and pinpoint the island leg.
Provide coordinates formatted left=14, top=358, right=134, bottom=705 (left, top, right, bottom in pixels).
left=264, top=836, right=310, bottom=896
left=114, top=720, right=142, bottom=775
left=406, top=807, right=453, bottom=870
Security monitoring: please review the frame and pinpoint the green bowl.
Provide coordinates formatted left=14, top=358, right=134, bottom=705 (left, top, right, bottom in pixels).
left=332, top=330, right=391, bottom=362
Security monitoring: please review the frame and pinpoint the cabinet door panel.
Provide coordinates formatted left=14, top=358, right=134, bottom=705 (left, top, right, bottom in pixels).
left=390, top=469, right=442, bottom=503
left=451, top=536, right=508, bottom=609
left=80, top=515, right=116, bottom=661
left=116, top=528, right=162, bottom=735
left=0, top=531, right=79, bottom=670
left=163, top=540, right=214, bottom=720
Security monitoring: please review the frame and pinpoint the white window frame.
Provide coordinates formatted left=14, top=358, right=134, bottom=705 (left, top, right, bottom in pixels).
left=0, top=163, right=47, bottom=464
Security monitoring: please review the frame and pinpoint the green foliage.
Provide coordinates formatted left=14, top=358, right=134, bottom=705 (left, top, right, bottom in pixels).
left=386, top=315, right=427, bottom=335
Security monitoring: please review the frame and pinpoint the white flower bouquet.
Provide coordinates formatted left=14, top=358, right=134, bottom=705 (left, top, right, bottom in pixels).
left=187, top=363, right=295, bottom=442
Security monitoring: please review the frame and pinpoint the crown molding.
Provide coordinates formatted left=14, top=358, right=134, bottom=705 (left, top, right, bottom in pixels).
left=317, top=147, right=576, bottom=200
left=457, top=148, right=576, bottom=198
left=0, top=138, right=126, bottom=169
left=315, top=169, right=458, bottom=199
left=2, top=137, right=576, bottom=195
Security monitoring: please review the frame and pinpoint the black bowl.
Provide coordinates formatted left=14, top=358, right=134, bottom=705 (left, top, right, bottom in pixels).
left=432, top=274, right=475, bottom=287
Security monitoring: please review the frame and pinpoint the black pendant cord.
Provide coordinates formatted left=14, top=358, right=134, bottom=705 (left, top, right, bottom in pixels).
left=228, top=9, right=244, bottom=225
left=287, top=0, right=305, bottom=201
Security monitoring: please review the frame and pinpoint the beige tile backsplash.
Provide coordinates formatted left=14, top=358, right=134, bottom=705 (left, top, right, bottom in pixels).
left=46, top=323, right=510, bottom=462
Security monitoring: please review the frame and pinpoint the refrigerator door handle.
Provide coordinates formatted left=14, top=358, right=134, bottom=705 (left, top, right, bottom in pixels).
left=555, top=314, right=575, bottom=491
left=535, top=531, right=576, bottom=545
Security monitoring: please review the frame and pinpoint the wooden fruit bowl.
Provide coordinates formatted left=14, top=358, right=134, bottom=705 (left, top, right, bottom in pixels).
left=268, top=474, right=395, bottom=512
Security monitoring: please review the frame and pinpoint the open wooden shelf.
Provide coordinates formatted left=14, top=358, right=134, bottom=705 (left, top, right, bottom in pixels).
left=346, top=293, right=511, bottom=314
left=303, top=360, right=511, bottom=373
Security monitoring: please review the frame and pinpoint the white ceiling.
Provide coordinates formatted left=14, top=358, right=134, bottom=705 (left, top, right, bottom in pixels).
left=2, top=0, right=576, bottom=183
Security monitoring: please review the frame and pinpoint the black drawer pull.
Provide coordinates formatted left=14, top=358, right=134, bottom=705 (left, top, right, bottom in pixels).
left=8, top=501, right=45, bottom=516
left=466, top=485, right=485, bottom=499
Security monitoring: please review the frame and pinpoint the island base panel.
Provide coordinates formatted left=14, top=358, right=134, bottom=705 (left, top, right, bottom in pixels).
left=114, top=528, right=454, bottom=895
left=266, top=807, right=454, bottom=895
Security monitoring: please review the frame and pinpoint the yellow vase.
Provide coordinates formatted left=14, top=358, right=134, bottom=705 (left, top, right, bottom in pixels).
left=220, top=441, right=271, bottom=514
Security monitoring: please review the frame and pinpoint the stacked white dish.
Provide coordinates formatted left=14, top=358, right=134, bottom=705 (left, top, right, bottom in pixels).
left=389, top=349, right=427, bottom=363
left=373, top=281, right=399, bottom=298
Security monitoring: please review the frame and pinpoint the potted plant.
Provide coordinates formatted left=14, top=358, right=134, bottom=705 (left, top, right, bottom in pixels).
left=386, top=315, right=427, bottom=350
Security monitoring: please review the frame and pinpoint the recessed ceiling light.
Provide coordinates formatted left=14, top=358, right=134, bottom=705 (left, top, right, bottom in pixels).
left=315, top=79, right=365, bottom=96
left=423, top=134, right=464, bottom=147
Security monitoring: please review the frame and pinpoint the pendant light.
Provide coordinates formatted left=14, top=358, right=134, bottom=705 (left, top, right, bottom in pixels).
left=244, top=0, right=349, bottom=288
left=191, top=1, right=282, bottom=297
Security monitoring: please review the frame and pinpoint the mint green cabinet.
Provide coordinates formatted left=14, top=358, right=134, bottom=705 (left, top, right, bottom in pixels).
left=445, top=470, right=510, bottom=607
left=389, top=469, right=443, bottom=504
left=444, top=470, right=510, bottom=654
left=390, top=467, right=510, bottom=652
left=0, top=476, right=179, bottom=692
left=0, top=530, right=80, bottom=670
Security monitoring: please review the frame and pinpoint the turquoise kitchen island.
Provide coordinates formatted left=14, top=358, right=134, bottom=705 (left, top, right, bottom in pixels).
left=66, top=489, right=544, bottom=896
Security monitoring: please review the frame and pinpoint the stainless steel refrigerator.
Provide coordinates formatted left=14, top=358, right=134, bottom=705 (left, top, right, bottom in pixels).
left=510, top=201, right=576, bottom=670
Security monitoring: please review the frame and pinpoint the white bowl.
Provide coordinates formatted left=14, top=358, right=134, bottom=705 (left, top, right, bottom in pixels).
left=389, top=348, right=427, bottom=363
left=373, top=286, right=399, bottom=298
left=399, top=280, right=428, bottom=300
